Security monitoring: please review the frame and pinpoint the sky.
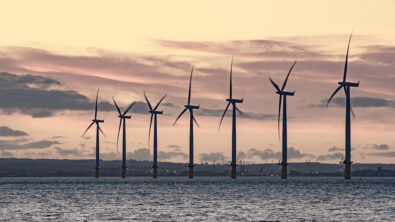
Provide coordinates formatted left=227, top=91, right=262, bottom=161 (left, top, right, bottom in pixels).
left=0, top=1, right=394, bottom=164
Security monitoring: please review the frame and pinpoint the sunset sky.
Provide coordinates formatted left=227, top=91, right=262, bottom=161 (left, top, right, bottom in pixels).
left=0, top=1, right=394, bottom=164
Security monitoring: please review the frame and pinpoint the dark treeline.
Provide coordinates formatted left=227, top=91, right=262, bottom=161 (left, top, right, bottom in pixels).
left=1, top=158, right=395, bottom=177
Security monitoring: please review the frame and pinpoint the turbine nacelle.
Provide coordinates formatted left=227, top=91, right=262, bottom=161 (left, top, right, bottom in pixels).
left=276, top=91, right=295, bottom=96
left=118, top=115, right=131, bottom=119
left=149, top=110, right=163, bottom=115
left=93, top=119, right=104, bottom=123
left=184, top=104, right=200, bottom=109
left=338, top=81, right=360, bottom=87
left=226, top=98, right=243, bottom=103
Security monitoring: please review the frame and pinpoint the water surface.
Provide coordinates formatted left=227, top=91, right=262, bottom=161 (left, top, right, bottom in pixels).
left=0, top=177, right=394, bottom=221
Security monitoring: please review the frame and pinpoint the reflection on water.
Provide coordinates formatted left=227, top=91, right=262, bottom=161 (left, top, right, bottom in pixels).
left=0, top=177, right=394, bottom=221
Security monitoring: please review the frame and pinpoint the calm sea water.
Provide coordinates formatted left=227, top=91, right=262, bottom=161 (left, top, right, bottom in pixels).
left=0, top=177, right=394, bottom=221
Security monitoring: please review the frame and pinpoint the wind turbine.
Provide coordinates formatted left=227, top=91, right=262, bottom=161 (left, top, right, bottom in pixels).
left=269, top=60, right=297, bottom=179
left=144, top=92, right=166, bottom=178
left=173, top=66, right=200, bottom=179
left=327, top=33, right=359, bottom=180
left=219, top=58, right=243, bottom=179
left=82, top=89, right=105, bottom=178
left=113, top=97, right=136, bottom=178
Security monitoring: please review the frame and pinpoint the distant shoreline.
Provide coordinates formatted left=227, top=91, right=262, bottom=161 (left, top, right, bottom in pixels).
left=1, top=158, right=394, bottom=177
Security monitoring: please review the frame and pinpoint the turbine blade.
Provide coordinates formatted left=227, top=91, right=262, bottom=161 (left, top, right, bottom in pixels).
left=144, top=92, right=153, bottom=111
left=327, top=86, right=343, bottom=106
left=116, top=118, right=122, bottom=153
left=123, top=101, right=136, bottom=115
left=218, top=102, right=231, bottom=130
left=154, top=94, right=167, bottom=111
left=82, top=121, right=95, bottom=137
left=98, top=125, right=105, bottom=137
left=188, top=66, right=193, bottom=105
left=235, top=106, right=244, bottom=115
left=94, top=88, right=99, bottom=120
left=173, top=108, right=187, bottom=126
left=229, top=57, right=233, bottom=99
left=343, top=33, right=353, bottom=82
left=193, top=115, right=200, bottom=128
left=269, top=77, right=281, bottom=92
left=277, top=95, right=282, bottom=141
left=281, top=60, right=297, bottom=91
left=112, top=97, right=122, bottom=115
left=148, top=114, right=153, bottom=149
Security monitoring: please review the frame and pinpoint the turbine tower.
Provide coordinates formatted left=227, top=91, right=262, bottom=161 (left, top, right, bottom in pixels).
left=327, top=33, right=359, bottom=180
left=173, top=66, right=200, bottom=179
left=219, top=58, right=243, bottom=179
left=82, top=89, right=105, bottom=178
left=269, top=61, right=297, bottom=179
left=113, top=98, right=136, bottom=178
left=144, top=92, right=166, bottom=178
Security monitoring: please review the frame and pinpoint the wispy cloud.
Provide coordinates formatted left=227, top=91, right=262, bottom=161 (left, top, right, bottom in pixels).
left=166, top=145, right=181, bottom=152
left=316, top=152, right=344, bottom=161
left=159, top=151, right=188, bottom=161
left=196, top=108, right=276, bottom=120
left=1, top=151, right=13, bottom=157
left=199, top=152, right=227, bottom=163
left=247, top=147, right=314, bottom=161
left=328, top=146, right=343, bottom=152
left=0, top=72, right=115, bottom=117
left=0, top=139, right=59, bottom=150
left=364, top=144, right=390, bottom=150
left=367, top=152, right=395, bottom=157
left=155, top=39, right=328, bottom=59
left=310, top=97, right=395, bottom=108
left=97, top=148, right=188, bottom=161
left=0, top=126, right=28, bottom=137
left=0, top=72, right=183, bottom=118
left=359, top=45, right=395, bottom=65
left=54, top=147, right=88, bottom=156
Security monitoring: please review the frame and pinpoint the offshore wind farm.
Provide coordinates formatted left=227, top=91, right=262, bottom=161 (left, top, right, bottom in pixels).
left=1, top=1, right=395, bottom=221
left=75, top=36, right=355, bottom=180
left=27, top=33, right=389, bottom=181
